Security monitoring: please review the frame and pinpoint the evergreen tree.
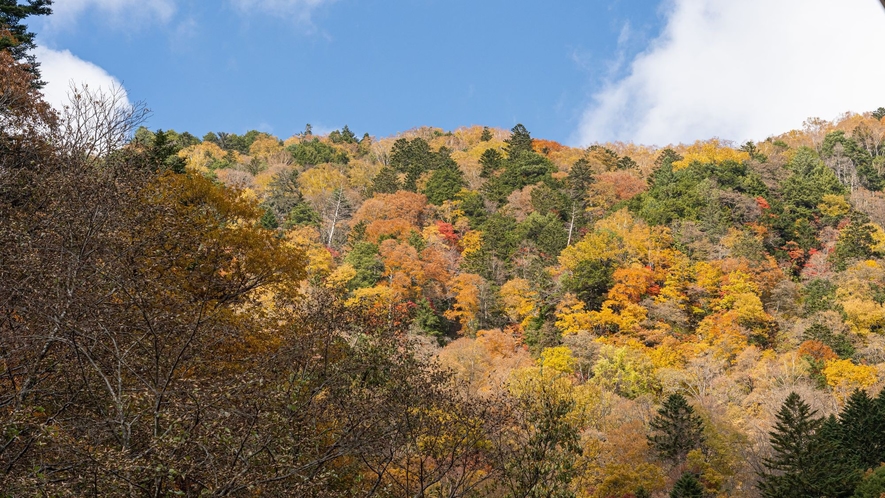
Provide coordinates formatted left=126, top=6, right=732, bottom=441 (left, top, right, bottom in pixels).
left=505, top=123, right=534, bottom=157
left=147, top=129, right=187, bottom=174
left=670, top=473, right=705, bottom=498
left=259, top=210, right=279, bottom=230
left=285, top=203, right=321, bottom=229
left=483, top=151, right=555, bottom=203
left=873, top=107, right=885, bottom=121
left=329, top=125, right=357, bottom=144
left=759, top=392, right=819, bottom=497
left=0, top=0, right=52, bottom=87
left=654, top=148, right=683, bottom=169
left=423, top=163, right=465, bottom=205
left=480, top=148, right=503, bottom=178
left=480, top=126, right=493, bottom=141
left=413, top=298, right=445, bottom=338
left=818, top=415, right=863, bottom=497
left=288, top=138, right=349, bottom=166
left=648, top=393, right=705, bottom=465
left=839, top=389, right=885, bottom=471
left=562, top=259, right=614, bottom=311
left=566, top=158, right=594, bottom=202
left=264, top=168, right=303, bottom=222
left=390, top=137, right=432, bottom=191
left=530, top=183, right=571, bottom=220
left=370, top=166, right=400, bottom=195
left=822, top=131, right=880, bottom=190
left=344, top=242, right=383, bottom=290
left=782, top=146, right=847, bottom=214
left=853, top=465, right=885, bottom=498
left=758, top=392, right=859, bottom=498
left=174, top=131, right=201, bottom=148
left=519, top=212, right=568, bottom=260
left=340, top=125, right=356, bottom=143
left=202, top=131, right=220, bottom=145
left=617, top=155, right=638, bottom=170
left=802, top=279, right=841, bottom=316
left=741, top=140, right=768, bottom=162
left=133, top=125, right=155, bottom=145
left=479, top=213, right=521, bottom=262
left=831, top=211, right=878, bottom=271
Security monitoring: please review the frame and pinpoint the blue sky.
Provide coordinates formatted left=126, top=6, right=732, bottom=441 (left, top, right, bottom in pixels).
left=32, top=0, right=662, bottom=142
left=30, top=0, right=885, bottom=146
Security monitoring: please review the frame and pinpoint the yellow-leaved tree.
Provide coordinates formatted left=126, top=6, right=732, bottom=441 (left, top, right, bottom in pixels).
left=836, top=260, right=885, bottom=335
left=500, top=278, right=540, bottom=330
left=822, top=359, right=878, bottom=403
left=444, top=273, right=484, bottom=334
left=671, top=139, right=751, bottom=171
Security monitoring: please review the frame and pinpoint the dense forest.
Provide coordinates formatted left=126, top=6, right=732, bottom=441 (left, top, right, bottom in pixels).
left=6, top=5, right=885, bottom=498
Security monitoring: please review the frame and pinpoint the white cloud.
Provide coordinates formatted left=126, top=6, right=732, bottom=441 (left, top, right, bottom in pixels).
left=230, top=0, right=337, bottom=22
left=33, top=46, right=131, bottom=111
left=576, top=0, right=885, bottom=146
left=45, top=0, right=176, bottom=30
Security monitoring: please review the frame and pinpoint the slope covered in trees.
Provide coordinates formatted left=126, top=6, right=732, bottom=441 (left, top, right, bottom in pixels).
left=6, top=22, right=885, bottom=496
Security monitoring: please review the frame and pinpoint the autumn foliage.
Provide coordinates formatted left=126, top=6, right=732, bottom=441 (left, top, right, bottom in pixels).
left=6, top=31, right=885, bottom=496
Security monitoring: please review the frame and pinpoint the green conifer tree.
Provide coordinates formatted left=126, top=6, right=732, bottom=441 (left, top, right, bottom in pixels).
left=370, top=166, right=401, bottom=195
left=148, top=129, right=187, bottom=174
left=389, top=137, right=432, bottom=191
left=480, top=148, right=503, bottom=178
left=285, top=203, right=321, bottom=229
left=839, top=389, right=885, bottom=471
left=759, top=392, right=859, bottom=498
left=505, top=123, right=534, bottom=157
left=329, top=125, right=357, bottom=144
left=831, top=212, right=878, bottom=271
left=259, top=210, right=279, bottom=230
left=648, top=393, right=705, bottom=465
left=670, top=473, right=704, bottom=498
left=423, top=163, right=465, bottom=205
left=853, top=465, right=885, bottom=498
left=566, top=158, right=594, bottom=201
left=343, top=242, right=383, bottom=290
left=654, top=148, right=683, bottom=168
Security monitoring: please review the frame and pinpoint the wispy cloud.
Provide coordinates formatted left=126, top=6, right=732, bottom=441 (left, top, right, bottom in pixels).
left=576, top=0, right=885, bottom=146
left=44, top=0, right=177, bottom=31
left=230, top=0, right=338, bottom=23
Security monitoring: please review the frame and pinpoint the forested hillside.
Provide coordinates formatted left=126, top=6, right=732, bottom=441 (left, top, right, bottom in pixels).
left=6, top=16, right=885, bottom=497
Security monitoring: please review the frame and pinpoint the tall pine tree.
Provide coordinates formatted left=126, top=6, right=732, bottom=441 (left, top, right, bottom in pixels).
left=648, top=393, right=705, bottom=465
left=839, top=389, right=885, bottom=471
left=505, top=123, right=534, bottom=157
left=831, top=211, right=879, bottom=271
left=670, top=473, right=705, bottom=498
left=758, top=392, right=859, bottom=498
left=370, top=166, right=400, bottom=195
left=423, top=163, right=465, bottom=205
